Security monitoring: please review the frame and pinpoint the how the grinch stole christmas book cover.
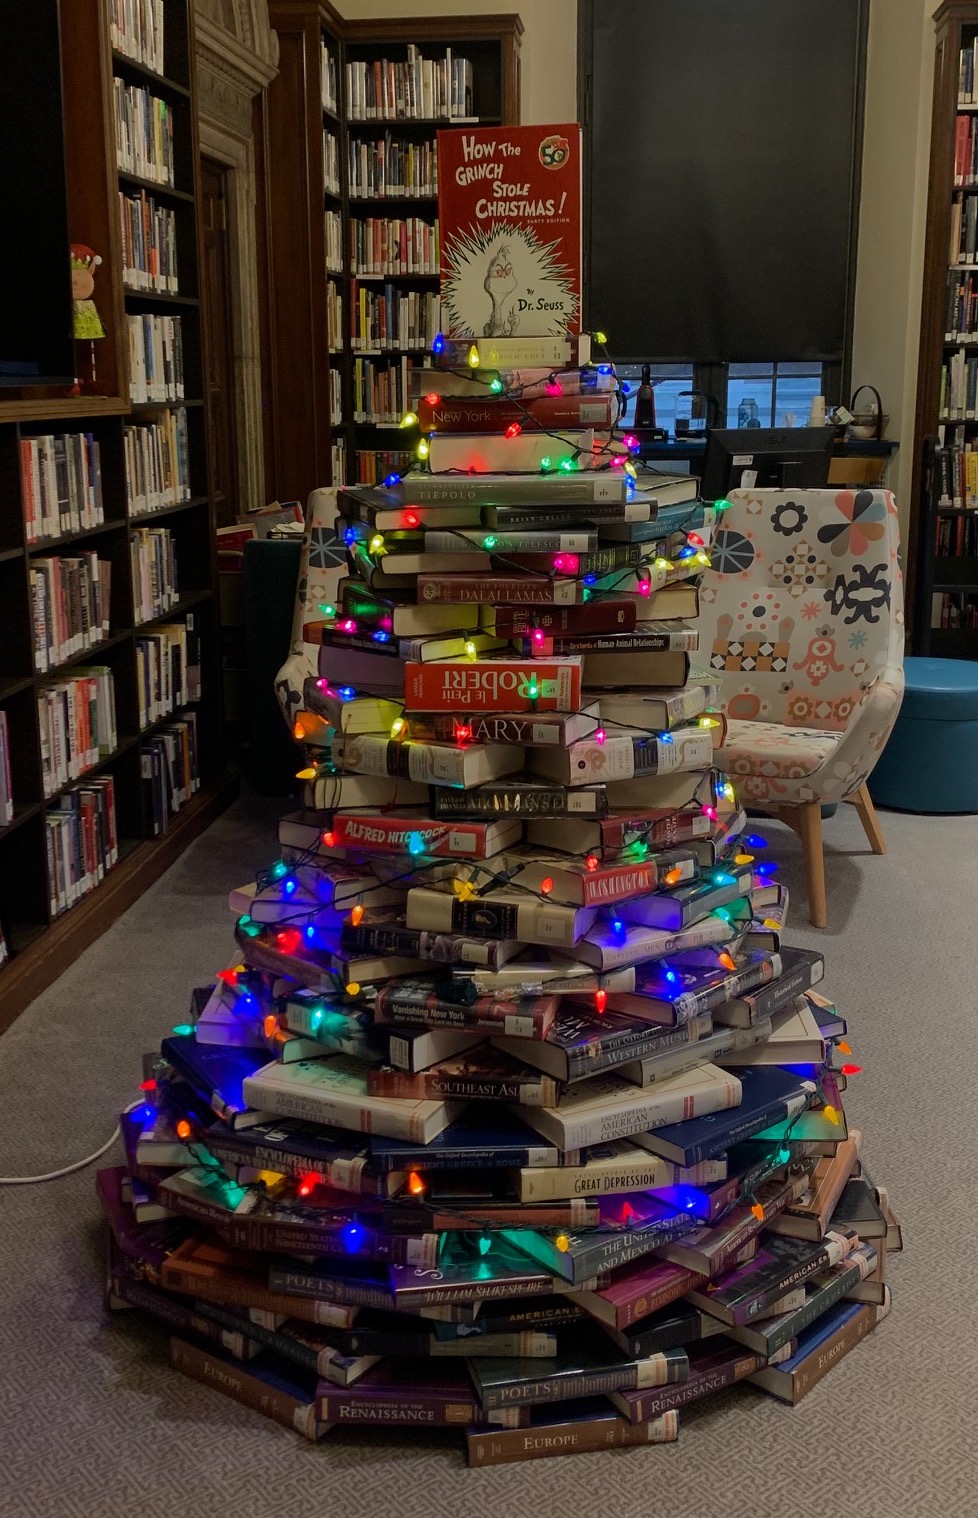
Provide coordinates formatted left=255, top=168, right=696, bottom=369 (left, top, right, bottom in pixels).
left=437, top=124, right=582, bottom=340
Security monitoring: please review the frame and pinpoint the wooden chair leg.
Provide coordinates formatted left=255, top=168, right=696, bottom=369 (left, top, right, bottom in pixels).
left=848, top=782, right=887, bottom=855
left=797, top=801, right=827, bottom=929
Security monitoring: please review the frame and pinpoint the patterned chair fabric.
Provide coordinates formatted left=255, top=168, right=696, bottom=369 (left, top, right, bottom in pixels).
left=274, top=488, right=346, bottom=728
left=697, top=487, right=905, bottom=805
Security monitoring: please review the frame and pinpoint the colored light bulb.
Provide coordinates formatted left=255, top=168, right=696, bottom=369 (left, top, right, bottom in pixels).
left=483, top=535, right=497, bottom=549
left=383, top=471, right=402, bottom=487
left=594, top=728, right=606, bottom=745
left=318, top=602, right=336, bottom=618
left=718, top=951, right=737, bottom=972
left=344, top=526, right=357, bottom=546
left=342, top=1223, right=364, bottom=1253
left=454, top=723, right=473, bottom=743
left=276, top=928, right=302, bottom=954
left=540, top=877, right=554, bottom=895
left=688, top=533, right=704, bottom=547
left=838, top=1040, right=852, bottom=1055
left=464, top=640, right=477, bottom=659
left=467, top=344, right=480, bottom=368
left=295, top=766, right=317, bottom=782
left=545, top=379, right=562, bottom=396
left=321, top=831, right=336, bottom=847
left=431, top=332, right=445, bottom=354
left=594, top=989, right=607, bottom=1014
left=298, top=1175, right=317, bottom=1197
left=662, top=967, right=679, bottom=987
left=594, top=330, right=608, bottom=345
left=345, top=981, right=361, bottom=997
left=175, top=1119, right=192, bottom=1140
left=638, top=577, right=652, bottom=597
left=139, top=1079, right=157, bottom=1093
left=559, top=456, right=577, bottom=471
left=403, top=511, right=420, bottom=528
left=263, top=1014, right=278, bottom=1038
left=659, top=732, right=674, bottom=745
left=417, top=438, right=429, bottom=460
left=611, top=919, right=625, bottom=939
left=734, top=853, right=755, bottom=866
left=216, top=968, right=238, bottom=988
left=305, top=924, right=317, bottom=941
left=337, top=686, right=355, bottom=699
left=408, top=1171, right=425, bottom=1196
left=407, top=831, right=426, bottom=857
left=270, top=860, right=288, bottom=881
left=823, top=1105, right=840, bottom=1126
left=172, top=1023, right=195, bottom=1036
left=340, top=618, right=357, bottom=634
left=841, top=1063, right=862, bottom=1076
left=369, top=534, right=385, bottom=554
left=371, top=630, right=390, bottom=644
left=539, top=455, right=553, bottom=472
left=478, top=1232, right=492, bottom=1256
left=715, top=497, right=732, bottom=511
left=504, top=422, right=522, bottom=439
left=531, top=629, right=546, bottom=647
left=350, top=904, right=364, bottom=927
left=778, top=1147, right=792, bottom=1165
left=610, top=454, right=625, bottom=469
left=586, top=854, right=599, bottom=872
left=489, top=377, right=504, bottom=393
left=745, top=834, right=767, bottom=848
left=664, top=867, right=682, bottom=886
left=702, top=804, right=717, bottom=821
left=399, top=411, right=418, bottom=429
left=555, top=1232, right=571, bottom=1253
left=756, top=862, right=778, bottom=877
left=751, top=1203, right=765, bottom=1222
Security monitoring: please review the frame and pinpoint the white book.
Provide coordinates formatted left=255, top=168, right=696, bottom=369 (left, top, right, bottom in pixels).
left=515, top=1144, right=725, bottom=1203
left=332, top=733, right=523, bottom=787
left=516, top=1062, right=743, bottom=1151
left=241, top=1054, right=464, bottom=1142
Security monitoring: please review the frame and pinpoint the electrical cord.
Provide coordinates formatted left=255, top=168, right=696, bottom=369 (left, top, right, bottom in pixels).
left=0, top=1100, right=139, bottom=1184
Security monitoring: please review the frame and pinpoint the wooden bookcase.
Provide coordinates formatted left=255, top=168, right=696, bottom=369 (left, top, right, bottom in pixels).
left=0, top=0, right=236, bottom=1034
left=911, top=1, right=978, bottom=654
left=260, top=2, right=522, bottom=504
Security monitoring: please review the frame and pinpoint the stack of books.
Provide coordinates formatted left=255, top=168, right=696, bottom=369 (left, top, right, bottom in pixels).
left=101, top=343, right=895, bottom=1463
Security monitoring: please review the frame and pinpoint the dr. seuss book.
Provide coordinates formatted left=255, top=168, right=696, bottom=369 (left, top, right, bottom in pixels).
left=437, top=124, right=582, bottom=339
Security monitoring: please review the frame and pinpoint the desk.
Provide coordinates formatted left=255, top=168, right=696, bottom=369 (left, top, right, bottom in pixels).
left=636, top=437, right=899, bottom=488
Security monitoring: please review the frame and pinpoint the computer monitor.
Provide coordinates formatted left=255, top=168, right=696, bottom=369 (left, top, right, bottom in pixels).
left=701, top=427, right=835, bottom=503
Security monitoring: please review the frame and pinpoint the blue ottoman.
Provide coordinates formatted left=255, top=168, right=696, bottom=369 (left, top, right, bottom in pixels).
left=868, top=656, right=978, bottom=813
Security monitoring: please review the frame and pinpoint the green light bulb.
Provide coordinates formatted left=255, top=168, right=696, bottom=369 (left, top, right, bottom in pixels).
left=172, top=1023, right=196, bottom=1036
left=490, top=377, right=504, bottom=393
left=483, top=535, right=497, bottom=549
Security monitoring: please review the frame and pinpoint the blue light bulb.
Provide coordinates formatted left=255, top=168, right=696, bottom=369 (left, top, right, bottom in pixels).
left=659, top=732, right=674, bottom=744
left=283, top=878, right=296, bottom=896
left=372, top=630, right=390, bottom=643
left=383, top=472, right=401, bottom=487
left=407, top=831, right=426, bottom=857
left=342, top=1223, right=363, bottom=1253
left=745, top=834, right=768, bottom=848
left=337, top=686, right=355, bottom=700
left=344, top=526, right=357, bottom=546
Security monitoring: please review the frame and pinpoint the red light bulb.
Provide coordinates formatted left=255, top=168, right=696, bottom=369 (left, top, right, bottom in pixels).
left=504, top=422, right=522, bottom=439
left=585, top=854, right=599, bottom=872
left=298, top=1174, right=317, bottom=1197
left=139, top=1079, right=157, bottom=1093
left=403, top=511, right=419, bottom=528
left=216, top=968, right=238, bottom=988
left=424, top=392, right=440, bottom=405
left=841, top=1063, right=862, bottom=1076
left=454, top=723, right=473, bottom=744
left=594, top=989, right=607, bottom=1014
left=276, top=928, right=302, bottom=954
left=321, top=831, right=336, bottom=847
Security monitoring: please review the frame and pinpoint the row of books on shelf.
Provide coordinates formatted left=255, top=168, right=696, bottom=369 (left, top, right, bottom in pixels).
left=109, top=0, right=165, bottom=76
left=119, top=188, right=179, bottom=294
left=331, top=437, right=347, bottom=484
left=935, top=512, right=978, bottom=555
left=949, top=193, right=978, bottom=269
left=351, top=217, right=439, bottom=277
left=323, top=131, right=340, bottom=197
left=125, top=409, right=192, bottom=516
left=959, top=38, right=978, bottom=105
left=131, top=526, right=179, bottom=625
left=351, top=287, right=440, bottom=352
left=946, top=267, right=978, bottom=343
left=39, top=669, right=117, bottom=799
left=20, top=432, right=105, bottom=544
left=0, top=712, right=12, bottom=826
left=347, top=135, right=438, bottom=200
left=30, top=554, right=112, bottom=674
left=326, top=210, right=343, bottom=274
left=939, top=349, right=978, bottom=419
left=321, top=40, right=339, bottom=115
left=46, top=776, right=119, bottom=920
left=326, top=282, right=344, bottom=352
left=330, top=370, right=342, bottom=427
left=353, top=448, right=414, bottom=485
left=136, top=617, right=202, bottom=729
left=345, top=48, right=474, bottom=122
left=352, top=355, right=425, bottom=425
left=141, top=715, right=200, bottom=838
left=932, top=589, right=978, bottom=628
left=114, top=79, right=175, bottom=189
left=127, top=313, right=185, bottom=405
left=933, top=432, right=978, bottom=510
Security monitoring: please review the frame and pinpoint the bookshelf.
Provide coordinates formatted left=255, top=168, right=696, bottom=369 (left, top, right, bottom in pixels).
left=911, top=1, right=978, bottom=654
left=0, top=0, right=235, bottom=1032
left=261, top=2, right=522, bottom=502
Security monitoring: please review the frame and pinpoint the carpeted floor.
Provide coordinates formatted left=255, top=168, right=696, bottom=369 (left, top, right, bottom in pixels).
left=1, top=791, right=974, bottom=1518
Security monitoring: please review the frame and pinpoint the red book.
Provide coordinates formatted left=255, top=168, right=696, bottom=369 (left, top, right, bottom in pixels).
left=416, top=394, right=614, bottom=432
left=437, top=124, right=582, bottom=338
left=330, top=810, right=521, bottom=858
left=403, top=656, right=583, bottom=713
left=957, top=114, right=971, bottom=183
left=488, top=601, right=637, bottom=636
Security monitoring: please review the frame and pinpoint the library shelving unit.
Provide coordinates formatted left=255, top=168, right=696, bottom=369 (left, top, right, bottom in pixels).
left=911, top=1, right=978, bottom=654
left=0, top=0, right=235, bottom=1033
left=261, top=2, right=522, bottom=503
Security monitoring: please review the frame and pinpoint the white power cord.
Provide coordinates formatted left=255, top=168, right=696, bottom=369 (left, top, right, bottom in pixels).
left=0, top=1100, right=139, bottom=1184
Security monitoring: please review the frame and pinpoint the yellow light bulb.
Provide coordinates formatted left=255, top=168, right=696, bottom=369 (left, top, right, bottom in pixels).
left=468, top=344, right=480, bottom=368
left=762, top=918, right=782, bottom=930
left=399, top=411, right=418, bottom=428
left=823, top=1104, right=840, bottom=1126
left=295, top=766, right=317, bottom=781
left=390, top=718, right=405, bottom=737
left=417, top=437, right=429, bottom=460
left=464, top=640, right=477, bottom=659
left=369, top=534, right=385, bottom=554
left=555, top=1232, right=571, bottom=1253
left=734, top=854, right=755, bottom=866
left=594, top=330, right=607, bottom=346
left=654, top=558, right=671, bottom=571
left=699, top=716, right=720, bottom=728
left=624, top=461, right=637, bottom=480
left=345, top=981, right=361, bottom=997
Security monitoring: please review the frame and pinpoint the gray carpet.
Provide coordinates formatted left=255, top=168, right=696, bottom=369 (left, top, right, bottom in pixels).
left=1, top=792, right=973, bottom=1518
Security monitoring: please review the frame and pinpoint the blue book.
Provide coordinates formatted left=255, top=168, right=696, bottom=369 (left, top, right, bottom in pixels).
left=369, top=1110, right=569, bottom=1172
left=160, top=1034, right=269, bottom=1128
left=631, top=1065, right=816, bottom=1167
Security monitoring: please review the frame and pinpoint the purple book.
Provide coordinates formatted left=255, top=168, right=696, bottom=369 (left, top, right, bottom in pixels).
left=96, top=1165, right=192, bottom=1272
left=610, top=1335, right=781, bottom=1422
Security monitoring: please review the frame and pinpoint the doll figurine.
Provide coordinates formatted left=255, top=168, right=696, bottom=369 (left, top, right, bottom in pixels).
left=70, top=243, right=106, bottom=393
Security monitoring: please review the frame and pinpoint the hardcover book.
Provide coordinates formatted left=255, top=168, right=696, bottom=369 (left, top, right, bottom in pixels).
left=465, top=1400, right=678, bottom=1465
left=437, top=124, right=582, bottom=339
left=468, top=1331, right=687, bottom=1410
left=610, top=1336, right=793, bottom=1422
left=632, top=1064, right=817, bottom=1167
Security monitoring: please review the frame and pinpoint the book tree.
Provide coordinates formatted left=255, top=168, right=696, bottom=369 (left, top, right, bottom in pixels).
left=101, top=124, right=896, bottom=1461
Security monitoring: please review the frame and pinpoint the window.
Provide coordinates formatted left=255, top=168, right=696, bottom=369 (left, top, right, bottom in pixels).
left=615, top=364, right=694, bottom=437
left=725, top=363, right=824, bottom=429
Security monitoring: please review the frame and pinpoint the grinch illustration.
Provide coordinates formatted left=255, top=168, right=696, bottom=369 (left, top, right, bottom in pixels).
left=483, top=244, right=518, bottom=336
left=70, top=243, right=106, bottom=393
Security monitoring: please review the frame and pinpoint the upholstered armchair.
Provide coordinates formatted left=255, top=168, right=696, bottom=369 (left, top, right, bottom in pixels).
left=696, top=487, right=905, bottom=926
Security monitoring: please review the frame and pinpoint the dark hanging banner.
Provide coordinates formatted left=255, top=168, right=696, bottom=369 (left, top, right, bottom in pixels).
left=581, top=0, right=868, bottom=363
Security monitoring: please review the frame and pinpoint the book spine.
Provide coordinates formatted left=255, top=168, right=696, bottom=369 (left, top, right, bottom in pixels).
left=466, top=1410, right=679, bottom=1465
left=168, top=1338, right=324, bottom=1441
left=516, top=1154, right=680, bottom=1203
left=754, top=1305, right=876, bottom=1404
left=432, top=784, right=603, bottom=820
left=415, top=576, right=581, bottom=607
left=610, top=1265, right=707, bottom=1329
left=398, top=472, right=622, bottom=503
left=417, top=395, right=613, bottom=431
left=617, top=1352, right=765, bottom=1421
left=368, top=1067, right=558, bottom=1106
left=477, top=1355, right=682, bottom=1410
left=403, top=658, right=582, bottom=714
left=315, top=1385, right=483, bottom=1428
left=330, top=813, right=497, bottom=856
left=374, top=999, right=552, bottom=1038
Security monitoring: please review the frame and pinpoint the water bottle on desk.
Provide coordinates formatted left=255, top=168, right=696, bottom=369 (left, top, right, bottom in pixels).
left=737, top=396, right=760, bottom=428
